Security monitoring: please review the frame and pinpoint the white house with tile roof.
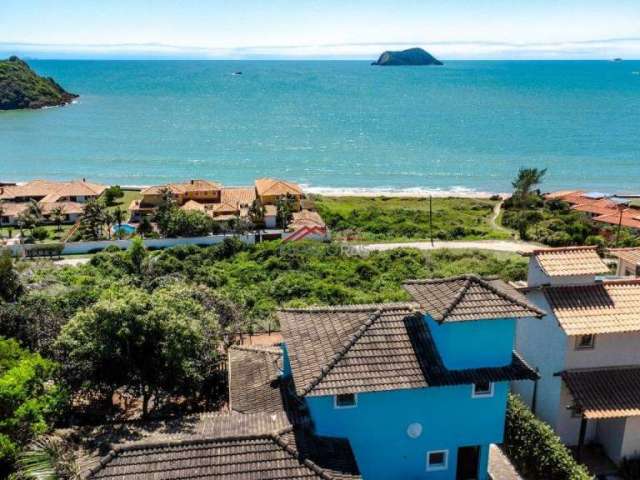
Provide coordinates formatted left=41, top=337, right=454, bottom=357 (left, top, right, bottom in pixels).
left=513, top=246, right=640, bottom=464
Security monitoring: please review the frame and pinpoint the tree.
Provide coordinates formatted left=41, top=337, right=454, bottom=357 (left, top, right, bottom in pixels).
left=512, top=167, right=547, bottom=205
left=112, top=207, right=125, bottom=231
left=78, top=199, right=106, bottom=240
left=103, top=210, right=115, bottom=240
left=0, top=251, right=23, bottom=303
left=128, top=237, right=146, bottom=275
left=276, top=194, right=296, bottom=229
left=248, top=198, right=266, bottom=228
left=153, top=188, right=176, bottom=237
left=103, top=185, right=124, bottom=206
left=137, top=215, right=153, bottom=237
left=55, top=284, right=222, bottom=416
left=27, top=200, right=43, bottom=223
left=16, top=211, right=36, bottom=237
left=49, top=206, right=66, bottom=233
left=0, top=338, right=66, bottom=476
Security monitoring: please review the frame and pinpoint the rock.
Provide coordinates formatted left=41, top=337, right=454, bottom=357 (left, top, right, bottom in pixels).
left=371, top=48, right=443, bottom=66
left=0, top=56, right=78, bottom=110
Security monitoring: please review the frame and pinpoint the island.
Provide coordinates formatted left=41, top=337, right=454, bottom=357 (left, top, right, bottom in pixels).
left=0, top=56, right=78, bottom=110
left=371, top=47, right=443, bottom=66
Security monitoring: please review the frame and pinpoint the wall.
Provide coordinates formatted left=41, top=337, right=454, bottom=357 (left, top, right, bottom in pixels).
left=426, top=316, right=515, bottom=369
left=621, top=417, right=640, bottom=461
left=306, top=383, right=509, bottom=480
left=565, top=331, right=640, bottom=370
left=555, top=382, right=597, bottom=445
left=512, top=289, right=567, bottom=432
left=527, top=257, right=596, bottom=287
left=597, top=418, right=627, bottom=463
left=61, top=234, right=256, bottom=255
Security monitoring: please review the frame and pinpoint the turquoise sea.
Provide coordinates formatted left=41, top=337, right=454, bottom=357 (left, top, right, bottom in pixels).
left=1, top=60, right=639, bottom=194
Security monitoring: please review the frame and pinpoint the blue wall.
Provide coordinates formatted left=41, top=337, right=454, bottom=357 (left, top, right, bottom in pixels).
left=307, top=382, right=509, bottom=480
left=426, top=316, right=515, bottom=369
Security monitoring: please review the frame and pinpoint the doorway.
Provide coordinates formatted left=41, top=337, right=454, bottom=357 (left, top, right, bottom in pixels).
left=456, top=445, right=480, bottom=480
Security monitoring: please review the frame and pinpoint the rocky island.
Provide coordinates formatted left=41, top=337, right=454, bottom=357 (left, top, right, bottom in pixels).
left=0, top=56, right=78, bottom=110
left=372, top=47, right=443, bottom=66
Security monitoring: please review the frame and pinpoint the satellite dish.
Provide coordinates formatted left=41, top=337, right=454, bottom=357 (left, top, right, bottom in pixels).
left=407, top=423, right=423, bottom=439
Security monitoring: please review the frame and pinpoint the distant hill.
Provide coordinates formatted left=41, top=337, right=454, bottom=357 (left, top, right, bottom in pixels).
left=372, top=48, right=443, bottom=66
left=0, top=56, right=78, bottom=110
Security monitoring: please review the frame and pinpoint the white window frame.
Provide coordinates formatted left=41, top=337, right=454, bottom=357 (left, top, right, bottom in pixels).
left=426, top=450, right=449, bottom=471
left=334, top=393, right=357, bottom=409
left=472, top=381, right=495, bottom=398
left=575, top=334, right=596, bottom=350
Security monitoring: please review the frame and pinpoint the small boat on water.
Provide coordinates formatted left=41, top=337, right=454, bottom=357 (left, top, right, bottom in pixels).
left=232, top=71, right=243, bottom=75
left=612, top=58, right=623, bottom=62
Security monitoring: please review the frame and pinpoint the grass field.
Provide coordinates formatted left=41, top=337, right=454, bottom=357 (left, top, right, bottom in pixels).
left=315, top=196, right=513, bottom=242
left=106, top=189, right=142, bottom=213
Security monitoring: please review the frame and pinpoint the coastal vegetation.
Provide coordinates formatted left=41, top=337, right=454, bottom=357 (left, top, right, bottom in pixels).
left=502, top=168, right=640, bottom=247
left=0, top=56, right=77, bottom=110
left=0, top=239, right=527, bottom=474
left=315, top=196, right=511, bottom=242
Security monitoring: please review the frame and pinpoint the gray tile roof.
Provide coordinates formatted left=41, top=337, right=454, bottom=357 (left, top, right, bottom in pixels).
left=278, top=302, right=537, bottom=397
left=85, top=412, right=360, bottom=479
left=403, top=275, right=545, bottom=322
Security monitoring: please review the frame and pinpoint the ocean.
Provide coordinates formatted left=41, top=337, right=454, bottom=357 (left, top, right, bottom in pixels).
left=1, top=60, right=639, bottom=195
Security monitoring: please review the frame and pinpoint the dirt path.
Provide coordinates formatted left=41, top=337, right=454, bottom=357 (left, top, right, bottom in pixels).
left=489, top=201, right=514, bottom=235
left=349, top=239, right=540, bottom=254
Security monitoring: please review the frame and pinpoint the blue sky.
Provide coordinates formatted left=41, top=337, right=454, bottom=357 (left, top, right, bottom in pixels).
left=2, top=0, right=639, bottom=59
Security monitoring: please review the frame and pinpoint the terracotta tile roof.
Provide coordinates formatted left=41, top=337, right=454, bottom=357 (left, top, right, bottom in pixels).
left=40, top=201, right=85, bottom=215
left=228, top=346, right=285, bottom=415
left=221, top=187, right=256, bottom=207
left=403, top=275, right=544, bottom=323
left=142, top=179, right=222, bottom=196
left=544, top=280, right=640, bottom=335
left=290, top=210, right=326, bottom=229
left=180, top=199, right=206, bottom=212
left=571, top=197, right=620, bottom=216
left=278, top=303, right=536, bottom=397
left=608, top=248, right=640, bottom=266
left=561, top=367, right=640, bottom=419
left=545, top=190, right=584, bottom=202
left=128, top=199, right=156, bottom=212
left=210, top=201, right=240, bottom=215
left=0, top=180, right=107, bottom=200
left=530, top=246, right=610, bottom=277
left=0, top=202, right=29, bottom=217
left=594, top=209, right=640, bottom=230
left=255, top=178, right=303, bottom=197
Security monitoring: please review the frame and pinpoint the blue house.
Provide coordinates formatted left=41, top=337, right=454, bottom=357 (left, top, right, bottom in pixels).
left=277, top=275, right=544, bottom=480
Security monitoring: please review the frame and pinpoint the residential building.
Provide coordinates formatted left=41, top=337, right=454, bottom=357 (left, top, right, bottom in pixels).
left=512, top=246, right=640, bottom=464
left=276, top=275, right=542, bottom=479
left=0, top=179, right=106, bottom=203
left=255, top=177, right=304, bottom=208
left=609, top=248, right=640, bottom=276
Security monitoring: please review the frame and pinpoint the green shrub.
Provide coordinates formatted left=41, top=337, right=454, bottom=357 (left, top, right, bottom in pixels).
left=30, top=227, right=49, bottom=241
left=504, top=394, right=591, bottom=480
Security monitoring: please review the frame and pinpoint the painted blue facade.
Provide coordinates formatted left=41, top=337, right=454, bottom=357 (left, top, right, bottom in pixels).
left=426, top=316, right=516, bottom=369
left=281, top=313, right=521, bottom=479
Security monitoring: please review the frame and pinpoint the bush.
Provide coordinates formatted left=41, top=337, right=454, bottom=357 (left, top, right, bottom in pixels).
left=103, top=185, right=124, bottom=206
left=30, top=227, right=49, bottom=241
left=504, top=395, right=591, bottom=480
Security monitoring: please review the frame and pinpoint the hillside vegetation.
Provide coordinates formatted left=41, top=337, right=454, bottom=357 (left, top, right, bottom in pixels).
left=315, top=196, right=511, bottom=242
left=0, top=56, right=77, bottom=110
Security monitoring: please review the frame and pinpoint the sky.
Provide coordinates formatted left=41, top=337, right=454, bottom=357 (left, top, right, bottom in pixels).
left=2, top=0, right=640, bottom=60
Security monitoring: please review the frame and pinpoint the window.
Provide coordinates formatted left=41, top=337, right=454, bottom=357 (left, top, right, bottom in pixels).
left=575, top=334, right=595, bottom=350
left=426, top=450, right=448, bottom=471
left=472, top=381, right=494, bottom=398
left=334, top=393, right=357, bottom=409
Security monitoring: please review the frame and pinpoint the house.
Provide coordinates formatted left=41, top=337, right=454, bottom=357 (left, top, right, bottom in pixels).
left=0, top=200, right=85, bottom=226
left=277, top=275, right=542, bottom=479
left=0, top=202, right=29, bottom=226
left=0, top=179, right=106, bottom=203
left=512, top=246, right=640, bottom=464
left=609, top=248, right=640, bottom=276
left=77, top=274, right=540, bottom=479
left=255, top=177, right=304, bottom=209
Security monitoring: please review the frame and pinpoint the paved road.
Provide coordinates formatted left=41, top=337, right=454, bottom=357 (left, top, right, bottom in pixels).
left=350, top=239, right=541, bottom=254
left=489, top=444, right=523, bottom=480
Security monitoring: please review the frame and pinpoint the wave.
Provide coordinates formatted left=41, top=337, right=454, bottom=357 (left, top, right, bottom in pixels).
left=301, top=184, right=505, bottom=198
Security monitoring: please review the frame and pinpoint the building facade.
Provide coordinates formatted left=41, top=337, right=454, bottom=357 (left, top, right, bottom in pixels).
left=513, top=246, right=640, bottom=464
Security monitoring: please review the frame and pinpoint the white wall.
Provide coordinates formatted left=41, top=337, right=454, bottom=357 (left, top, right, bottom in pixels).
left=556, top=383, right=597, bottom=445
left=61, top=234, right=256, bottom=255
left=598, top=418, right=627, bottom=463
left=565, top=332, right=640, bottom=370
left=621, top=417, right=640, bottom=461
left=512, top=289, right=567, bottom=430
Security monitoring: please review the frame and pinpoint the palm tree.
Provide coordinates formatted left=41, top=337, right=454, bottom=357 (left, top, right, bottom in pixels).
left=16, top=211, right=36, bottom=237
left=512, top=168, right=547, bottom=203
left=103, top=210, right=115, bottom=240
left=50, top=205, right=66, bottom=232
left=28, top=199, right=43, bottom=222
left=18, top=436, right=80, bottom=480
left=79, top=199, right=107, bottom=240
left=113, top=206, right=125, bottom=230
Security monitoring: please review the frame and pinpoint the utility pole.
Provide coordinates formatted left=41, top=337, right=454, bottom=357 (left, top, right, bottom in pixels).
left=615, top=204, right=625, bottom=247
left=429, top=195, right=434, bottom=247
